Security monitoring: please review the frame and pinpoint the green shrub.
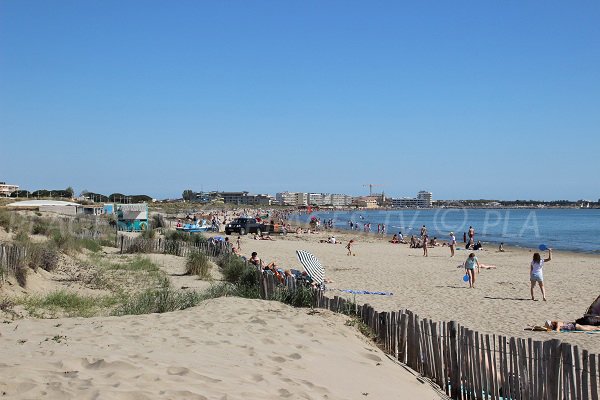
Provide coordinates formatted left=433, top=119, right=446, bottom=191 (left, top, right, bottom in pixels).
left=217, top=254, right=256, bottom=285
left=24, top=290, right=119, bottom=317
left=27, top=244, right=60, bottom=272
left=185, top=251, right=211, bottom=279
left=14, top=230, right=30, bottom=244
left=271, top=285, right=314, bottom=308
left=51, top=231, right=81, bottom=254
left=141, top=228, right=156, bottom=239
left=152, top=214, right=166, bottom=229
left=0, top=210, right=12, bottom=231
left=109, top=256, right=158, bottom=272
left=112, top=279, right=203, bottom=316
left=79, top=238, right=102, bottom=253
left=164, top=230, right=206, bottom=244
left=31, top=218, right=51, bottom=235
left=15, top=265, right=28, bottom=287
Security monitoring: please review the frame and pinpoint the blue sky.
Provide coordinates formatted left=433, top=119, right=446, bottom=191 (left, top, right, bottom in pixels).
left=1, top=1, right=599, bottom=200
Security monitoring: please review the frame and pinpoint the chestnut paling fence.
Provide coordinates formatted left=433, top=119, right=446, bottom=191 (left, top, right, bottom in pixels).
left=258, top=272, right=600, bottom=400
left=2, top=239, right=599, bottom=399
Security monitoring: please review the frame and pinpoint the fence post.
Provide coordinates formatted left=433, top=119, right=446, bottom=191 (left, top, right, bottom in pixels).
left=449, top=321, right=460, bottom=400
left=120, top=235, right=124, bottom=254
left=547, top=339, right=562, bottom=400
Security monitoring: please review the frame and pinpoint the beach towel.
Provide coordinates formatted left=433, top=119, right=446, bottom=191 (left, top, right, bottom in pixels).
left=338, top=289, right=393, bottom=296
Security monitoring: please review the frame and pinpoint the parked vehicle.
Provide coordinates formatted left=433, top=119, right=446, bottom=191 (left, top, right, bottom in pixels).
left=225, top=217, right=267, bottom=235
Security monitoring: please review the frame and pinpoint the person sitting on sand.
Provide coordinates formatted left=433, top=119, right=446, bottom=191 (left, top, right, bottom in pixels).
left=429, top=237, right=440, bottom=247
left=249, top=252, right=263, bottom=268
left=390, top=234, right=399, bottom=244
left=329, top=236, right=336, bottom=244
left=410, top=235, right=417, bottom=248
left=473, top=241, right=483, bottom=251
left=397, top=232, right=407, bottom=244
left=544, top=320, right=600, bottom=332
left=499, top=242, right=505, bottom=252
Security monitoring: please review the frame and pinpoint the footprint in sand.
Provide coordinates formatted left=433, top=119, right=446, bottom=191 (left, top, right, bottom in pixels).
left=249, top=317, right=267, bottom=325
left=269, top=356, right=287, bottom=363
left=363, top=353, right=382, bottom=362
left=287, top=353, right=302, bottom=360
left=278, top=389, right=293, bottom=398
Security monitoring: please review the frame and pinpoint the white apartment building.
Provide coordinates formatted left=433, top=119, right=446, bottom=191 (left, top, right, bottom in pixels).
left=0, top=182, right=19, bottom=197
left=392, top=191, right=433, bottom=208
left=417, top=191, right=432, bottom=207
left=275, top=192, right=308, bottom=206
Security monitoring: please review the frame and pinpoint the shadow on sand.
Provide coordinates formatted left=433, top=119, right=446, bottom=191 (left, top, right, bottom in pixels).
left=484, top=296, right=531, bottom=301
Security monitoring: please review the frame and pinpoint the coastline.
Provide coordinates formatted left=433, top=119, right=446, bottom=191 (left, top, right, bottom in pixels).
left=222, top=227, right=600, bottom=354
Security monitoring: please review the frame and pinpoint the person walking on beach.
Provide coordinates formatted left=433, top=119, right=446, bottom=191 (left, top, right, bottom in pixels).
left=423, top=235, right=428, bottom=257
left=464, top=253, right=481, bottom=288
left=530, top=248, right=552, bottom=301
left=346, top=240, right=355, bottom=256
left=448, top=232, right=457, bottom=257
left=468, top=226, right=475, bottom=242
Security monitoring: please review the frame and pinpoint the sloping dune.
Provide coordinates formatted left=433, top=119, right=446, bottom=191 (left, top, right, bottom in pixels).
left=0, top=297, right=441, bottom=399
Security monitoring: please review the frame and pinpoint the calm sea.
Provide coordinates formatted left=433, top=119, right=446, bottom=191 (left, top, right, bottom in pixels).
left=294, top=209, right=600, bottom=253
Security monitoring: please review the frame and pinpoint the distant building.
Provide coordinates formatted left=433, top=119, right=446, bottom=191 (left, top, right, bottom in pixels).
left=276, top=192, right=308, bottom=206
left=220, top=191, right=273, bottom=206
left=352, top=197, right=379, bottom=209
left=0, top=182, right=19, bottom=197
left=392, top=191, right=433, bottom=208
left=417, top=191, right=432, bottom=207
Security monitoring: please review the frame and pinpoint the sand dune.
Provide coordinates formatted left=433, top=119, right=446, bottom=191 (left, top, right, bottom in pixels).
left=0, top=297, right=441, bottom=399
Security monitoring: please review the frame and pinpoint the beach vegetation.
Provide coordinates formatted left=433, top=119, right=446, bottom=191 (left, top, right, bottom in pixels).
left=26, top=243, right=60, bottom=272
left=14, top=264, right=28, bottom=287
left=141, top=227, right=156, bottom=239
left=270, top=285, right=314, bottom=308
left=23, top=290, right=120, bottom=318
left=217, top=254, right=254, bottom=284
left=185, top=251, right=212, bottom=279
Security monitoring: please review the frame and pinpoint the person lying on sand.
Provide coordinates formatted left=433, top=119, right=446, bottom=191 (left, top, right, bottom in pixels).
left=544, top=320, right=600, bottom=332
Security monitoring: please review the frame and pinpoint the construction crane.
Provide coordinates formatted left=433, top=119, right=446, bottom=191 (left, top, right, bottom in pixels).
left=362, top=183, right=383, bottom=196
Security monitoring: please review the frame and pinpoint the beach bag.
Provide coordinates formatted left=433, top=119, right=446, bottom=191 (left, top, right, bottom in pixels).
left=575, top=314, right=600, bottom=326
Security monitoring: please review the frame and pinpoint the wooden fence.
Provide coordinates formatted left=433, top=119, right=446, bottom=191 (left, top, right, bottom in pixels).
left=118, top=236, right=229, bottom=258
left=0, top=243, right=27, bottom=283
left=259, top=273, right=600, bottom=400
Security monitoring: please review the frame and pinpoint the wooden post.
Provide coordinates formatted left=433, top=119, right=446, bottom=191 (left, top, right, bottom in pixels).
left=449, top=321, right=460, bottom=400
left=399, top=312, right=408, bottom=364
left=591, top=353, right=598, bottom=400
left=120, top=235, right=124, bottom=254
left=546, top=339, right=562, bottom=400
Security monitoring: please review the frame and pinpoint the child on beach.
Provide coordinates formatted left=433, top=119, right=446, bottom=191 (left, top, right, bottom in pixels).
left=530, top=248, right=552, bottom=301
left=464, top=253, right=481, bottom=288
left=346, top=240, right=354, bottom=256
left=422, top=235, right=428, bottom=257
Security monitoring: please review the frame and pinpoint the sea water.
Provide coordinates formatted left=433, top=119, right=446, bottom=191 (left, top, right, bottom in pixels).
left=294, top=208, right=600, bottom=253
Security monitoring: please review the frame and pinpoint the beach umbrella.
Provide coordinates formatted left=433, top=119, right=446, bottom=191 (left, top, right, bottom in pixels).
left=586, top=295, right=600, bottom=316
left=296, top=250, right=325, bottom=285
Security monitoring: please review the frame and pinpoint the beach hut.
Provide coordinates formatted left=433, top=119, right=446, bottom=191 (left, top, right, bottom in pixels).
left=116, top=203, right=148, bottom=231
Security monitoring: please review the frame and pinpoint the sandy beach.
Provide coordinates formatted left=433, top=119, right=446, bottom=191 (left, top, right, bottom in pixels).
left=231, top=229, right=600, bottom=354
left=0, top=297, right=441, bottom=399
left=1, top=218, right=599, bottom=399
